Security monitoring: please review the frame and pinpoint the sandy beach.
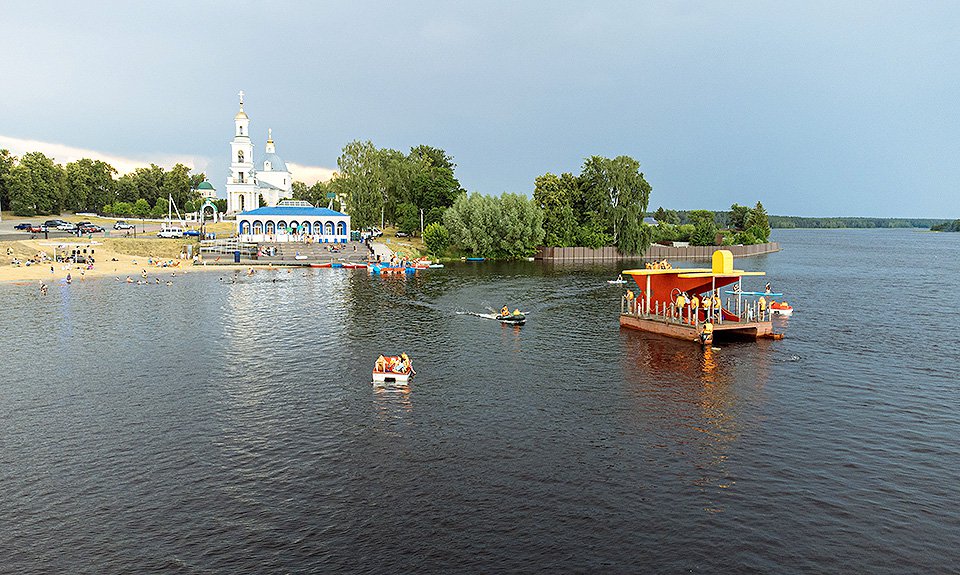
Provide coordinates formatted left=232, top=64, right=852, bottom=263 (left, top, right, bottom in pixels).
left=0, top=238, right=244, bottom=285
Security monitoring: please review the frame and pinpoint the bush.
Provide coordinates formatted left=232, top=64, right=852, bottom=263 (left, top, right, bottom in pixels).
left=423, top=222, right=450, bottom=257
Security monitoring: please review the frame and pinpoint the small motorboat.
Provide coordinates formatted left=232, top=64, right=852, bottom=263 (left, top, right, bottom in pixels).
left=310, top=263, right=332, bottom=268
left=428, top=263, right=444, bottom=268
left=496, top=313, right=526, bottom=325
left=770, top=301, right=794, bottom=316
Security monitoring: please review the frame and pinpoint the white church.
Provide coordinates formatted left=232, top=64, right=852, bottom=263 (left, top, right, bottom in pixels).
left=225, top=91, right=294, bottom=214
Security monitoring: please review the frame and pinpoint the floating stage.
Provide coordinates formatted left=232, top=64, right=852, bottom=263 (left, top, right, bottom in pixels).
left=618, top=249, right=783, bottom=345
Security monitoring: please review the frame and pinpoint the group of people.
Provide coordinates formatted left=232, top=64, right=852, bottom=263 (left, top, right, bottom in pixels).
left=9, top=250, right=52, bottom=268
left=645, top=260, right=673, bottom=270
left=675, top=292, right=724, bottom=323
left=499, top=305, right=523, bottom=318
left=374, top=353, right=415, bottom=374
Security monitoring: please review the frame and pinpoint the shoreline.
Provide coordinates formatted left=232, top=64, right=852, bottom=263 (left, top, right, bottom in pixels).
left=0, top=238, right=246, bottom=285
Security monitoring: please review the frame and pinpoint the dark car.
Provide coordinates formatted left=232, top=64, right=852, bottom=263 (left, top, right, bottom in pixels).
left=182, top=229, right=201, bottom=237
left=14, top=222, right=33, bottom=230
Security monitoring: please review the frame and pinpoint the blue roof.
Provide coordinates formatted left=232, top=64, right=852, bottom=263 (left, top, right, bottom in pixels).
left=261, top=152, right=287, bottom=172
left=239, top=206, right=347, bottom=217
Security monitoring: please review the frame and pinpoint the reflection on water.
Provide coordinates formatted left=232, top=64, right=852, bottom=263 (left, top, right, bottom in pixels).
left=619, top=330, right=774, bottom=507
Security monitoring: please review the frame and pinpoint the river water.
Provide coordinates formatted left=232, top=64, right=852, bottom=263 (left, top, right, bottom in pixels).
left=1, top=228, right=958, bottom=573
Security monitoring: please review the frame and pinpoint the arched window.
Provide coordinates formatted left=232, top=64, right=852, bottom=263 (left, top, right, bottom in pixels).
left=252, top=220, right=263, bottom=234
left=289, top=221, right=299, bottom=234
left=336, top=221, right=346, bottom=236
left=325, top=221, right=334, bottom=235
left=266, top=221, right=275, bottom=234
left=239, top=220, right=250, bottom=234
left=238, top=150, right=244, bottom=163
left=277, top=220, right=287, bottom=233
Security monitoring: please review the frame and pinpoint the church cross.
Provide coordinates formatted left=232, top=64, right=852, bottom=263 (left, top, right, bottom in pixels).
left=238, top=90, right=245, bottom=107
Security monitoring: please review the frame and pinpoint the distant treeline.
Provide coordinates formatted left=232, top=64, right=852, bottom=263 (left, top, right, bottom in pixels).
left=651, top=207, right=939, bottom=229
left=931, top=219, right=960, bottom=232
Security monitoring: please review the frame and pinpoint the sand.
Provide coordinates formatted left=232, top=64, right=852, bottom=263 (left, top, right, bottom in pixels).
left=0, top=238, right=243, bottom=285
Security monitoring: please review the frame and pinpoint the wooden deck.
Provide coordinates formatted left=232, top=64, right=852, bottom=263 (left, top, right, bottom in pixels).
left=619, top=313, right=775, bottom=343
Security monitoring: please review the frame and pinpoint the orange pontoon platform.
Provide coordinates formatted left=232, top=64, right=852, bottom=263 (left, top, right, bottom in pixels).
left=618, top=250, right=783, bottom=344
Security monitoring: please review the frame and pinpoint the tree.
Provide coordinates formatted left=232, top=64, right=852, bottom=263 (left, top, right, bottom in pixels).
left=745, top=201, right=770, bottom=242
left=161, top=163, right=195, bottom=210
left=64, top=158, right=117, bottom=212
left=258, top=194, right=267, bottom=207
left=422, top=222, right=450, bottom=256
left=534, top=172, right=577, bottom=247
left=132, top=198, right=151, bottom=218
left=338, top=140, right=386, bottom=228
left=728, top=203, right=751, bottom=230
left=0, top=149, right=16, bottom=213
left=578, top=155, right=652, bottom=254
left=688, top=210, right=718, bottom=246
left=395, top=202, right=420, bottom=234
left=653, top=206, right=680, bottom=225
left=151, top=197, right=167, bottom=218
left=4, top=152, right=64, bottom=216
left=443, top=192, right=544, bottom=259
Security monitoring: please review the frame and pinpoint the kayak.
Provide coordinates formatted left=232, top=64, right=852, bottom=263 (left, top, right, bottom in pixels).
left=724, top=290, right=784, bottom=297
left=428, top=263, right=444, bottom=268
left=466, top=257, right=485, bottom=262
left=607, top=279, right=628, bottom=284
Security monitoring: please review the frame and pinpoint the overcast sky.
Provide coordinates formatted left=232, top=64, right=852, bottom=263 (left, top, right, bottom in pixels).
left=2, top=1, right=958, bottom=218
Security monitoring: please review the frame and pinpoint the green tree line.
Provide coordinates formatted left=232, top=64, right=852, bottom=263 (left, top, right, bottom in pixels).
left=650, top=202, right=771, bottom=246
left=930, top=219, right=960, bottom=232
left=533, top=155, right=653, bottom=254
left=0, top=148, right=214, bottom=217
left=291, top=141, right=464, bottom=234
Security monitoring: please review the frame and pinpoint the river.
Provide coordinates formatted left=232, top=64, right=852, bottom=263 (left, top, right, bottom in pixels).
left=1, top=228, right=958, bottom=573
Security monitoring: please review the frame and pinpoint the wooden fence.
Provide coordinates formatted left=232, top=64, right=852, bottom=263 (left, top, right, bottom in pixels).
left=534, top=242, right=780, bottom=262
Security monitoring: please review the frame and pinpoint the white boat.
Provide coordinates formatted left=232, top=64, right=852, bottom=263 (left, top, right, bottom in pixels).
left=607, top=279, right=627, bottom=284
left=372, top=370, right=412, bottom=384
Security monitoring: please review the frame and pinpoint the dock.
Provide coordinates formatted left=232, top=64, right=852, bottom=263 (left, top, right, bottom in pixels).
left=617, top=249, right=783, bottom=345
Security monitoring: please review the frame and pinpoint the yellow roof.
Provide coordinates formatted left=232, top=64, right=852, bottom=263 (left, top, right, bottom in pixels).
left=678, top=271, right=765, bottom=278
left=622, top=268, right=711, bottom=276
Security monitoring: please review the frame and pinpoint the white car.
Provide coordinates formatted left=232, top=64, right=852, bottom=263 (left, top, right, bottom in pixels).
left=158, top=227, right=184, bottom=238
left=56, top=222, right=78, bottom=231
left=114, top=221, right=134, bottom=230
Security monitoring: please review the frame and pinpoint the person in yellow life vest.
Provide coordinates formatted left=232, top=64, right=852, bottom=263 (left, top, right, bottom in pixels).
left=712, top=294, right=722, bottom=321
left=512, top=308, right=522, bottom=316
left=625, top=289, right=635, bottom=314
left=758, top=295, right=767, bottom=318
left=703, top=294, right=713, bottom=319
left=500, top=305, right=509, bottom=317
left=375, top=355, right=387, bottom=372
left=675, top=292, right=687, bottom=318
left=690, top=294, right=700, bottom=321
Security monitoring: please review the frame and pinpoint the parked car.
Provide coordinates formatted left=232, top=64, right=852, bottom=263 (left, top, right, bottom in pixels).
left=395, top=231, right=410, bottom=238
left=56, top=222, right=78, bottom=231
left=14, top=222, right=33, bottom=230
left=29, top=224, right=48, bottom=233
left=79, top=224, right=104, bottom=233
left=182, top=229, right=201, bottom=237
left=114, top=221, right=134, bottom=230
left=158, top=226, right=184, bottom=238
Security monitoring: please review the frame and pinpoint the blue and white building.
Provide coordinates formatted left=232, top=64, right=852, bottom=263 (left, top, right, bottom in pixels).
left=237, top=200, right=351, bottom=243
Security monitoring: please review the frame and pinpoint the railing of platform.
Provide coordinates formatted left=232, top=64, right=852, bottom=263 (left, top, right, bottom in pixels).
left=621, top=295, right=770, bottom=325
